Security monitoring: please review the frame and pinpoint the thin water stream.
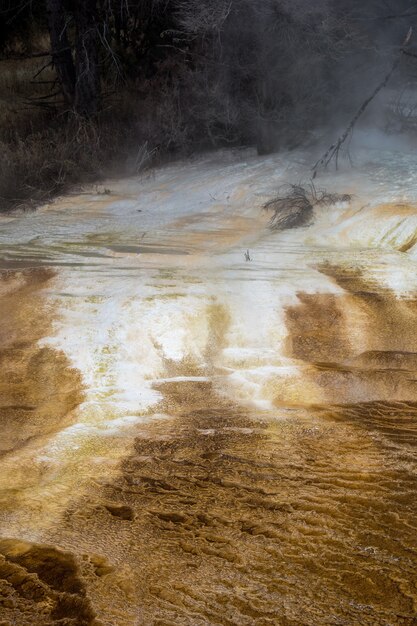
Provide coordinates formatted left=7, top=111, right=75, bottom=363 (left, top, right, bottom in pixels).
left=0, top=147, right=417, bottom=624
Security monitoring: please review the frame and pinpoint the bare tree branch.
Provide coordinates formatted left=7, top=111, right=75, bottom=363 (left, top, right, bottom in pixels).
left=312, top=27, right=413, bottom=177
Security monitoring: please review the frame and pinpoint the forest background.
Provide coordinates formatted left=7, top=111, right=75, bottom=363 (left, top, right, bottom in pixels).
left=0, top=0, right=416, bottom=211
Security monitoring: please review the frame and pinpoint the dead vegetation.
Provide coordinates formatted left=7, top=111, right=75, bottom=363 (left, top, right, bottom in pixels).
left=312, top=28, right=414, bottom=177
left=0, top=58, right=182, bottom=212
left=264, top=183, right=352, bottom=231
left=1, top=1, right=415, bottom=212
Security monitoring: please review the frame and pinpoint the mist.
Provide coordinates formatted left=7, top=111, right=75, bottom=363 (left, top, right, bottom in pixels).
left=2, top=2, right=417, bottom=624
left=1, top=0, right=417, bottom=211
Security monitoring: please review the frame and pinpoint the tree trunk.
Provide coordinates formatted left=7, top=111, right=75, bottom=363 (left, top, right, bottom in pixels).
left=73, top=0, right=101, bottom=116
left=46, top=0, right=76, bottom=106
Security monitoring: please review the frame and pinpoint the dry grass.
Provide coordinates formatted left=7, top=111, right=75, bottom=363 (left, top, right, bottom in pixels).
left=264, top=183, right=352, bottom=231
left=0, top=58, right=191, bottom=213
left=0, top=55, right=353, bottom=215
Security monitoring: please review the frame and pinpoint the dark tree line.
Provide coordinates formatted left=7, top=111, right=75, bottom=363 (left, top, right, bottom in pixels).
left=1, top=0, right=417, bottom=153
left=0, top=0, right=178, bottom=115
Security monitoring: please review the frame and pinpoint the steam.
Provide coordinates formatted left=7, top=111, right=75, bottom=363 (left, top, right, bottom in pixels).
left=173, top=0, right=417, bottom=156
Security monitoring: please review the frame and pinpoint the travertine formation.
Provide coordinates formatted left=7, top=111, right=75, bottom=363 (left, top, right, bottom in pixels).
left=0, top=149, right=417, bottom=625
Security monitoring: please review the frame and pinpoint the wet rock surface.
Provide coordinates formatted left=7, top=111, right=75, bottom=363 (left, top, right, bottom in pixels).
left=42, top=267, right=417, bottom=624
left=0, top=540, right=98, bottom=625
left=0, top=269, right=83, bottom=456
left=1, top=151, right=417, bottom=624
left=46, top=377, right=417, bottom=625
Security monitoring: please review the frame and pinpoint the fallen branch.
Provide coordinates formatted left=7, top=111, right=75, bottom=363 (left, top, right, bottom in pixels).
left=33, top=61, right=54, bottom=80
left=312, top=27, right=413, bottom=178
left=24, top=91, right=61, bottom=101
left=2, top=47, right=71, bottom=61
left=3, top=51, right=51, bottom=60
left=264, top=183, right=352, bottom=231
left=30, top=80, right=58, bottom=86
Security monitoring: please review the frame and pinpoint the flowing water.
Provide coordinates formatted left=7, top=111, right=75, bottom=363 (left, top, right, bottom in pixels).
left=0, top=146, right=417, bottom=625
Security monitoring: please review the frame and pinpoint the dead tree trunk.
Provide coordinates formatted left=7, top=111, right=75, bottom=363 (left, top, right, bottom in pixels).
left=46, top=0, right=76, bottom=106
left=73, top=0, right=101, bottom=116
left=312, top=28, right=413, bottom=177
